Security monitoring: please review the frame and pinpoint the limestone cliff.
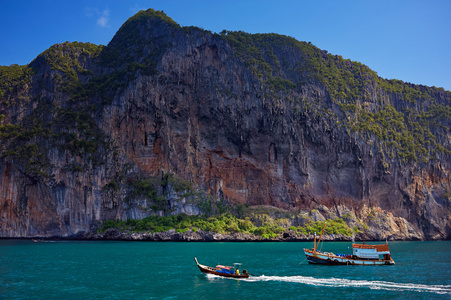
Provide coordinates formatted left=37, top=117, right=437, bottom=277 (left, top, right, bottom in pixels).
left=0, top=9, right=450, bottom=239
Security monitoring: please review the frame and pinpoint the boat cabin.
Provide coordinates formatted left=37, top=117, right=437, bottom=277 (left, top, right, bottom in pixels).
left=352, top=243, right=391, bottom=260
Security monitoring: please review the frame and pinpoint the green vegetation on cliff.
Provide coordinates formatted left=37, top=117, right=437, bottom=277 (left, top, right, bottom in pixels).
left=99, top=213, right=354, bottom=239
left=100, top=172, right=355, bottom=239
left=35, top=41, right=104, bottom=94
left=0, top=101, right=109, bottom=176
left=0, top=64, right=34, bottom=106
left=221, top=30, right=451, bottom=162
left=342, top=102, right=451, bottom=161
left=221, top=31, right=299, bottom=92
left=99, top=8, right=177, bottom=72
left=0, top=102, right=52, bottom=176
left=0, top=42, right=111, bottom=176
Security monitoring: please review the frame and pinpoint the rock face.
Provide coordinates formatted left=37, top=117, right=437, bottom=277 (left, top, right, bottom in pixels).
left=0, top=9, right=450, bottom=240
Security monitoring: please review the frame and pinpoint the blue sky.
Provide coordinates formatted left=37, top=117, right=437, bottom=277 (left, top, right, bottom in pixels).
left=1, top=0, right=450, bottom=91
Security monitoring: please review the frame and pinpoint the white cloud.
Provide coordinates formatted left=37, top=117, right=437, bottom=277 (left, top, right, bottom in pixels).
left=97, top=9, right=110, bottom=28
left=84, top=7, right=110, bottom=28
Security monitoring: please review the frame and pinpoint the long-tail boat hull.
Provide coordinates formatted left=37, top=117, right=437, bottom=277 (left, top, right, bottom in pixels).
left=194, top=257, right=250, bottom=278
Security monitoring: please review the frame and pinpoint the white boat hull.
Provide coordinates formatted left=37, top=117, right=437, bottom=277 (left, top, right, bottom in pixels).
left=304, top=249, right=395, bottom=265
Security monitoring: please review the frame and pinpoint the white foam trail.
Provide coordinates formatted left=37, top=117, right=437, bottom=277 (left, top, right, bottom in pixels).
left=243, top=275, right=451, bottom=295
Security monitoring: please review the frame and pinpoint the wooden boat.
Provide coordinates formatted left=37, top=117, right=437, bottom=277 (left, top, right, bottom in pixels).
left=303, top=222, right=395, bottom=265
left=194, top=257, right=250, bottom=278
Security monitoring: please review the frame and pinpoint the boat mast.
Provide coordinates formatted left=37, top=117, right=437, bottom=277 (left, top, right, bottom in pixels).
left=313, top=233, right=316, bottom=250
left=314, top=222, right=327, bottom=252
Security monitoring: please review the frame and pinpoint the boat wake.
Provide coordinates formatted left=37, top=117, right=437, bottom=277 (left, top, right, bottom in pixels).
left=243, top=275, right=451, bottom=295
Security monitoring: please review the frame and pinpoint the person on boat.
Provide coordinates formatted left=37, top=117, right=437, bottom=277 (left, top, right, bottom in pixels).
left=236, top=269, right=240, bottom=275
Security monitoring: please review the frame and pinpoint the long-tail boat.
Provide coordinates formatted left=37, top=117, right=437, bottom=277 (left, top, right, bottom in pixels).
left=303, top=222, right=395, bottom=265
left=194, top=257, right=250, bottom=278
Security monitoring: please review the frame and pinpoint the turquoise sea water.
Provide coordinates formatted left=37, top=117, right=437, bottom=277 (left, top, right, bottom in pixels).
left=0, top=240, right=450, bottom=299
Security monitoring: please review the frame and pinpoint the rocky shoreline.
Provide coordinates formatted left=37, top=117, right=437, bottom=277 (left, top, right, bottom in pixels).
left=81, top=228, right=349, bottom=242
left=3, top=228, right=433, bottom=242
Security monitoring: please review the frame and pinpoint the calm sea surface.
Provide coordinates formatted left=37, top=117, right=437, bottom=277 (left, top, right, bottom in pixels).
left=0, top=240, right=450, bottom=299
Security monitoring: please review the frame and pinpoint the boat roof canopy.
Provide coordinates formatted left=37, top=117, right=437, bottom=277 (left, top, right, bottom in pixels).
left=216, top=265, right=232, bottom=269
left=215, top=263, right=244, bottom=270
left=353, top=243, right=390, bottom=252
